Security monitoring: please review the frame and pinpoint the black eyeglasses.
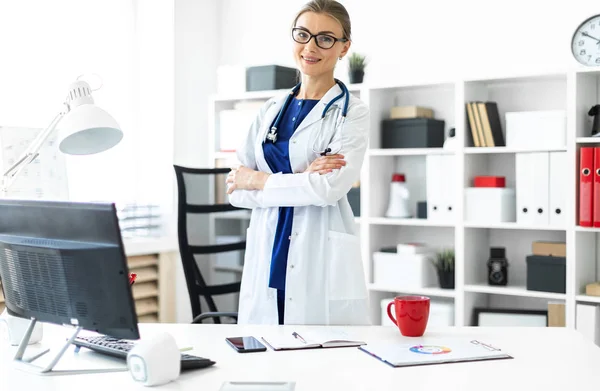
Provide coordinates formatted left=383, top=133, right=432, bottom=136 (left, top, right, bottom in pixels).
left=291, top=27, right=348, bottom=50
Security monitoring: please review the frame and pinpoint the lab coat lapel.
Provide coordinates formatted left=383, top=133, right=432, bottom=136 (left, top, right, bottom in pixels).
left=293, top=83, right=344, bottom=136
left=254, top=94, right=286, bottom=174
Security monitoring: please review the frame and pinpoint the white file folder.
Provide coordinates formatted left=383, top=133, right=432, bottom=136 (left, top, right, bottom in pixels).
left=516, top=152, right=549, bottom=225
left=440, top=155, right=456, bottom=222
left=426, top=155, right=444, bottom=221
left=548, top=152, right=567, bottom=227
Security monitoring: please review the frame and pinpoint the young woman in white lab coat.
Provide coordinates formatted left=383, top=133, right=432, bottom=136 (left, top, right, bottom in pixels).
left=226, top=0, right=370, bottom=326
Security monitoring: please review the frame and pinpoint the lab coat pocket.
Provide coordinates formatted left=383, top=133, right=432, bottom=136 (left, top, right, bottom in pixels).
left=326, top=230, right=367, bottom=300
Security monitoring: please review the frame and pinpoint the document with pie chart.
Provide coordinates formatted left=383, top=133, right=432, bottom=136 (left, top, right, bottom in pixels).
left=359, top=338, right=513, bottom=368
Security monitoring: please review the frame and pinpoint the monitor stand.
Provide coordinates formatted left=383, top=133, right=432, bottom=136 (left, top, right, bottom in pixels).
left=12, top=317, right=129, bottom=376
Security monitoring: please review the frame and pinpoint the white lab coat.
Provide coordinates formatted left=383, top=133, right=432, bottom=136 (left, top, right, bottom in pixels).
left=228, top=82, right=371, bottom=326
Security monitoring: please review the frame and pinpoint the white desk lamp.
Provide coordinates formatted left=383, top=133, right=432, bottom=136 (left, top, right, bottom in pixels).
left=0, top=76, right=123, bottom=346
left=1, top=77, right=123, bottom=194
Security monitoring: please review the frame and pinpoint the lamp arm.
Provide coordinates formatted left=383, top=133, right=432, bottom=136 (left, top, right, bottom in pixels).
left=1, top=109, right=67, bottom=194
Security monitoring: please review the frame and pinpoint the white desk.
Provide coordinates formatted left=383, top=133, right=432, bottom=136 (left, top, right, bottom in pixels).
left=2, top=323, right=600, bottom=390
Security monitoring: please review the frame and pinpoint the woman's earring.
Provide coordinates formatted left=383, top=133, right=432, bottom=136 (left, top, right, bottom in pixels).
left=339, top=57, right=342, bottom=60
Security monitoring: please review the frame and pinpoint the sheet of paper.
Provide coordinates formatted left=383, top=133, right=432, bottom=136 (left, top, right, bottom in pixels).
left=360, top=337, right=511, bottom=367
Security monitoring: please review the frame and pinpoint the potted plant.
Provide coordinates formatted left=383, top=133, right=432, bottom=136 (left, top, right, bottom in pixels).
left=430, top=249, right=455, bottom=289
left=348, top=52, right=367, bottom=84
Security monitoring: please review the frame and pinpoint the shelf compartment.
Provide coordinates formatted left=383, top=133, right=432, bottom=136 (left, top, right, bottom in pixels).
left=464, top=284, right=566, bottom=300
left=367, top=82, right=455, bottom=150
left=463, top=73, right=567, bottom=149
left=368, top=283, right=455, bottom=298
left=464, top=227, right=566, bottom=289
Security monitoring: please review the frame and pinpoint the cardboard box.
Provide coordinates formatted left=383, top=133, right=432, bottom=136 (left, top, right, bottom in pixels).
left=390, top=106, right=434, bottom=119
left=586, top=282, right=600, bottom=297
left=532, top=241, right=566, bottom=257
left=548, top=302, right=566, bottom=327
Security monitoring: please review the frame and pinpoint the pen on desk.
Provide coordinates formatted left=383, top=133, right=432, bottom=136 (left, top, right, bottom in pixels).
left=292, top=332, right=307, bottom=344
left=179, top=346, right=193, bottom=352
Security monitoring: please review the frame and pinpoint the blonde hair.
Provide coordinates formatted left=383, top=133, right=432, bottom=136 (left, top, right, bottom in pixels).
left=292, top=0, right=352, bottom=41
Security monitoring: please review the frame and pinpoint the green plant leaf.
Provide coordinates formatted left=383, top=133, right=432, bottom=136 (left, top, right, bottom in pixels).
left=348, top=52, right=367, bottom=71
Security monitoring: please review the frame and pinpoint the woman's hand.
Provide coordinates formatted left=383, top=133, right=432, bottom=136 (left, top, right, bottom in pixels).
left=226, top=166, right=269, bottom=194
left=305, top=154, right=346, bottom=175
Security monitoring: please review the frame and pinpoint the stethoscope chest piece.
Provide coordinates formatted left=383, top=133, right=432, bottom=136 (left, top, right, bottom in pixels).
left=264, top=79, right=349, bottom=146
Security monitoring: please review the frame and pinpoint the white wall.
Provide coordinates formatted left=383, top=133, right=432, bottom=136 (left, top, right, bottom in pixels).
left=217, top=0, right=600, bottom=85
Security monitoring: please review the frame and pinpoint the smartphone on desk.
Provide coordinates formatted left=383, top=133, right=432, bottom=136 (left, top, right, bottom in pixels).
left=225, top=336, right=267, bottom=353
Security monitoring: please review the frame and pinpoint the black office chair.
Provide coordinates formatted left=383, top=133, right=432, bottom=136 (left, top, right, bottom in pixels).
left=173, top=165, right=245, bottom=324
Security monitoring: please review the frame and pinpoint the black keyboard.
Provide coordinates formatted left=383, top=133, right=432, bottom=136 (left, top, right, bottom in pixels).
left=72, top=335, right=216, bottom=371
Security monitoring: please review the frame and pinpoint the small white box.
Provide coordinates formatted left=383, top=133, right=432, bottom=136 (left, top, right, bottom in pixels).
left=373, top=252, right=437, bottom=289
left=576, top=304, right=600, bottom=345
left=380, top=299, right=454, bottom=327
left=505, top=110, right=566, bottom=149
left=465, top=188, right=516, bottom=223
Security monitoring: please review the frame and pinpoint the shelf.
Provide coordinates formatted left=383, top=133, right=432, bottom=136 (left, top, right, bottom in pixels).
left=368, top=217, right=455, bottom=227
left=464, top=146, right=567, bottom=154
left=368, top=283, right=456, bottom=298
left=368, top=148, right=452, bottom=156
left=575, top=226, right=600, bottom=232
left=464, top=284, right=566, bottom=300
left=576, top=295, right=600, bottom=304
left=464, top=221, right=566, bottom=231
left=576, top=137, right=600, bottom=144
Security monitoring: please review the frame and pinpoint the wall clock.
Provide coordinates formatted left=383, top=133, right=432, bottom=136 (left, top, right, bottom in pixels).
left=571, top=14, right=600, bottom=66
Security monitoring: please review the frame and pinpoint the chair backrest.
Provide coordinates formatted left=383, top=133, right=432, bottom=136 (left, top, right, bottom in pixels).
left=173, top=165, right=245, bottom=322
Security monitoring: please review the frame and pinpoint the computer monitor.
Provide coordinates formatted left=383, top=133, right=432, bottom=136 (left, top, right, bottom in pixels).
left=0, top=199, right=139, bottom=340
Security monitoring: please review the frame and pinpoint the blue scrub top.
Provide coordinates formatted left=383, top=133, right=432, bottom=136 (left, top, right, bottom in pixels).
left=262, top=97, right=319, bottom=291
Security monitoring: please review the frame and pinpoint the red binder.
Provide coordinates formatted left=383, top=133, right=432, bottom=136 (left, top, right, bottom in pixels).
left=580, top=147, right=594, bottom=227
left=594, top=148, right=600, bottom=227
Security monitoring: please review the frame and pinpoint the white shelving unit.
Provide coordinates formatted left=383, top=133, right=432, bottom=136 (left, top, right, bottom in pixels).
left=208, top=67, right=600, bottom=332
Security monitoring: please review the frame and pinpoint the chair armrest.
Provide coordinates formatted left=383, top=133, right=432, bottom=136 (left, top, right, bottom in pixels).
left=192, top=311, right=238, bottom=324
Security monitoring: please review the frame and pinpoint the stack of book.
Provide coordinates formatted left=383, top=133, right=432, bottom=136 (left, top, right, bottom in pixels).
left=465, top=101, right=505, bottom=147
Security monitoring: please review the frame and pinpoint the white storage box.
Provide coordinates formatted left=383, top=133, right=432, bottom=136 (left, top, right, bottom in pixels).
left=380, top=299, right=454, bottom=327
left=465, top=187, right=516, bottom=223
left=505, top=110, right=566, bottom=149
left=373, top=252, right=437, bottom=289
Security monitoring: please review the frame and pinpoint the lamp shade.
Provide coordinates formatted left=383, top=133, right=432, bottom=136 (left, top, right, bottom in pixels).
left=58, top=103, right=123, bottom=155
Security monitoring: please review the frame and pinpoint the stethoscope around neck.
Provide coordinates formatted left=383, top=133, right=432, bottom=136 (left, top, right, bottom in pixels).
left=264, top=79, right=350, bottom=156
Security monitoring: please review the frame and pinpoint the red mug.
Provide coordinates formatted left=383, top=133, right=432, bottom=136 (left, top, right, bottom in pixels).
left=387, top=296, right=430, bottom=337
